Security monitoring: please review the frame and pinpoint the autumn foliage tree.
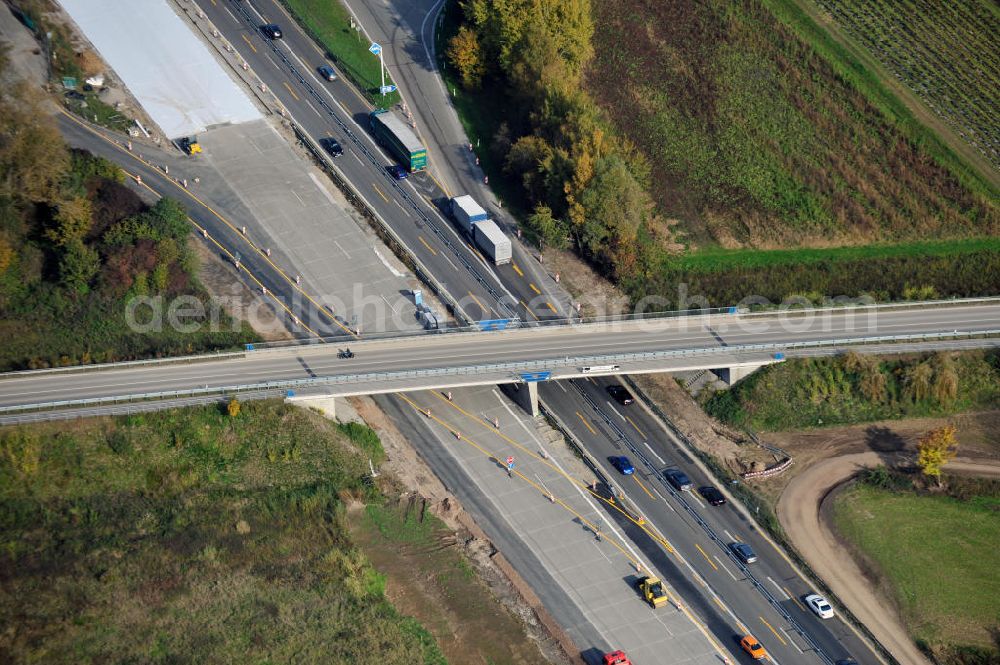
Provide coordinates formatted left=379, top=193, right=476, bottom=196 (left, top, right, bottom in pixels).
left=916, top=425, right=958, bottom=485
left=446, top=26, right=484, bottom=88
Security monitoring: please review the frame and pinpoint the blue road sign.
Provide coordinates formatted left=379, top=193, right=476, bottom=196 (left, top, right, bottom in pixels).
left=728, top=306, right=739, bottom=314
left=245, top=344, right=255, bottom=351
left=477, top=318, right=512, bottom=331
left=520, top=371, right=552, bottom=382
left=369, top=42, right=382, bottom=55
left=380, top=84, right=398, bottom=94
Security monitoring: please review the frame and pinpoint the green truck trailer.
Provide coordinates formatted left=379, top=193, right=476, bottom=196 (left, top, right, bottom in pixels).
left=369, top=109, right=427, bottom=172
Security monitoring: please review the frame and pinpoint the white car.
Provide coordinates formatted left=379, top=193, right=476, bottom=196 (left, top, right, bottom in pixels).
left=805, top=593, right=835, bottom=619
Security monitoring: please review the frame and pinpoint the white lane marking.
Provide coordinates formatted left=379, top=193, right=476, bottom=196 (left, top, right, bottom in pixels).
left=781, top=627, right=804, bottom=653
left=304, top=97, right=323, bottom=119
left=608, top=401, right=627, bottom=422
left=641, top=439, right=665, bottom=465
left=495, top=393, right=649, bottom=569
left=688, top=491, right=705, bottom=509
left=309, top=172, right=340, bottom=206
left=724, top=530, right=736, bottom=543
left=555, top=381, right=567, bottom=392
left=768, top=577, right=791, bottom=600
left=715, top=556, right=738, bottom=581
left=333, top=241, right=351, bottom=259
left=373, top=247, right=405, bottom=277
left=393, top=197, right=411, bottom=217
left=652, top=485, right=675, bottom=512
left=351, top=150, right=364, bottom=166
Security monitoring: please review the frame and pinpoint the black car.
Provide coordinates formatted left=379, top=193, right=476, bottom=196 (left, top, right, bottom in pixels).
left=318, top=65, right=337, bottom=81
left=261, top=24, right=282, bottom=39
left=698, top=486, right=726, bottom=506
left=606, top=384, right=634, bottom=406
left=729, top=541, right=758, bottom=564
left=663, top=468, right=692, bottom=491
left=319, top=137, right=343, bottom=157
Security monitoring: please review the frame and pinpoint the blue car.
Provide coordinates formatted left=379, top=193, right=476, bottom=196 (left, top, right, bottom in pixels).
left=610, top=456, right=635, bottom=475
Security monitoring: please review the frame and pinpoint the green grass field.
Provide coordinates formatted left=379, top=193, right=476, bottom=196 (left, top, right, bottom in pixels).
left=0, top=402, right=446, bottom=664
left=833, top=483, right=1000, bottom=660
left=280, top=0, right=401, bottom=107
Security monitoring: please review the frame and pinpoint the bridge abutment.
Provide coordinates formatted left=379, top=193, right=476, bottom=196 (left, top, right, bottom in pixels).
left=506, top=381, right=539, bottom=417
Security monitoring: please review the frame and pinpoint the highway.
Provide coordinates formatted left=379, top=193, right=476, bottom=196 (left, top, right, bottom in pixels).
left=32, top=2, right=999, bottom=663
left=542, top=375, right=873, bottom=663
left=195, top=0, right=570, bottom=324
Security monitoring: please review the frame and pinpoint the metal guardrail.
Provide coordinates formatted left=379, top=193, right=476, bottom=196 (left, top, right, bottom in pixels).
left=3, top=329, right=998, bottom=415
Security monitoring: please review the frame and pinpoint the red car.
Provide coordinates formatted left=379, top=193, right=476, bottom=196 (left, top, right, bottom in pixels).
left=603, top=651, right=632, bottom=665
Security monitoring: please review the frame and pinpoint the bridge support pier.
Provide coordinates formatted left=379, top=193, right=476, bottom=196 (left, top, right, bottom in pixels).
left=711, top=364, right=764, bottom=386
left=506, top=381, right=539, bottom=417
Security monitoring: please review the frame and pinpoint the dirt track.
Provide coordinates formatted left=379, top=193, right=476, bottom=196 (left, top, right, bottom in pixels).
left=778, top=453, right=1000, bottom=665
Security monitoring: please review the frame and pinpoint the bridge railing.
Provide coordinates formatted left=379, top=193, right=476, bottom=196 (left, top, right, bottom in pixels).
left=3, top=328, right=997, bottom=415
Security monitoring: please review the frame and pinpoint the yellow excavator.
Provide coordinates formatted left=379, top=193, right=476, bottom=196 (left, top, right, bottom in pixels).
left=635, top=575, right=668, bottom=608
left=179, top=136, right=202, bottom=155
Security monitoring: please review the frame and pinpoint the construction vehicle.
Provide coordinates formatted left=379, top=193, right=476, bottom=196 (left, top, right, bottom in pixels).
left=635, top=575, right=668, bottom=608
left=178, top=137, right=202, bottom=155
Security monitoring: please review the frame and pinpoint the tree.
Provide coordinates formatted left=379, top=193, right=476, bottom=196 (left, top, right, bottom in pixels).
left=578, top=154, right=649, bottom=274
left=59, top=239, right=100, bottom=294
left=47, top=195, right=93, bottom=247
left=526, top=204, right=566, bottom=249
left=227, top=397, right=241, bottom=418
left=446, top=26, right=484, bottom=88
left=916, top=425, right=958, bottom=484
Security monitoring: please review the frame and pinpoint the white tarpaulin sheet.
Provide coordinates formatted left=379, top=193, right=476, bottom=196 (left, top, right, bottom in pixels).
left=59, top=0, right=261, bottom=138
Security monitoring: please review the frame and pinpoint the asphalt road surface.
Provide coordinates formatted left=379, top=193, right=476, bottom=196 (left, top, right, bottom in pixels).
left=2, top=302, right=997, bottom=411
left=542, top=375, right=876, bottom=663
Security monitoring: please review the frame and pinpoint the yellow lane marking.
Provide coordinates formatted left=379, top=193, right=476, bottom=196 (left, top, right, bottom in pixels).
left=372, top=183, right=389, bottom=202
left=395, top=393, right=640, bottom=568
left=695, top=543, right=719, bottom=571
left=519, top=300, right=539, bottom=320
left=282, top=81, right=300, bottom=101
left=529, top=282, right=541, bottom=294
left=418, top=235, right=438, bottom=255
left=575, top=411, right=597, bottom=435
left=240, top=33, right=258, bottom=54
left=546, top=301, right=557, bottom=313
left=467, top=291, right=488, bottom=317
left=785, top=587, right=806, bottom=612
left=55, top=110, right=357, bottom=338
left=633, top=475, right=655, bottom=499
left=427, top=171, right=451, bottom=198
left=426, top=390, right=680, bottom=559
left=626, top=415, right=647, bottom=439
left=713, top=597, right=727, bottom=612
left=760, top=616, right=787, bottom=645
left=399, top=385, right=742, bottom=665
left=512, top=261, right=523, bottom=277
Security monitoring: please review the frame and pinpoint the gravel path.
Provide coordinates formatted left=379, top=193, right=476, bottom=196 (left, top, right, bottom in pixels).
left=778, top=453, right=1000, bottom=665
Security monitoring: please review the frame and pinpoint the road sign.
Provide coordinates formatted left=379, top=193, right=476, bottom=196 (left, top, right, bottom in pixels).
left=520, top=371, right=551, bottom=382
left=380, top=84, right=397, bottom=94
left=369, top=42, right=382, bottom=55
left=477, top=318, right=512, bottom=331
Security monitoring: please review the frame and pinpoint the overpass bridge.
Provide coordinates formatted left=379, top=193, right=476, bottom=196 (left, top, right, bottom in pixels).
left=1, top=301, right=998, bottom=422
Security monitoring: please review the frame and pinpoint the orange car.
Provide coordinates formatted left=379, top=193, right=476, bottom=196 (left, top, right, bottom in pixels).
left=741, top=634, right=768, bottom=660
